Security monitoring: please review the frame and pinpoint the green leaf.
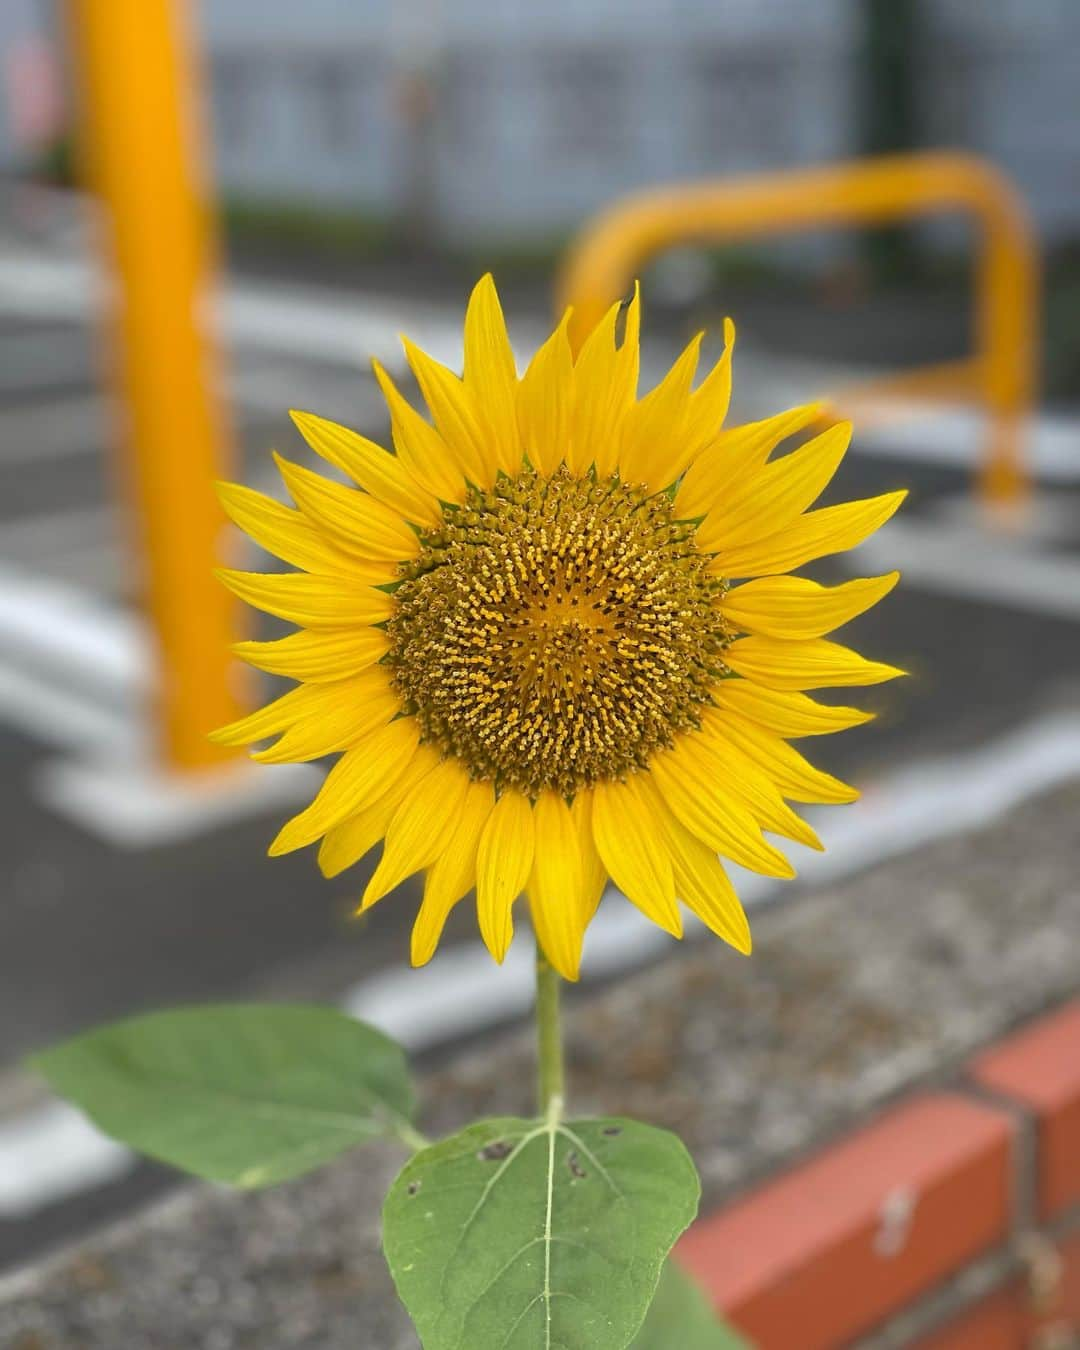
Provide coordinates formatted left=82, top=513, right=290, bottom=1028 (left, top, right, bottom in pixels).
left=631, top=1260, right=752, bottom=1349
left=31, top=1003, right=416, bottom=1187
left=383, top=1114, right=700, bottom=1350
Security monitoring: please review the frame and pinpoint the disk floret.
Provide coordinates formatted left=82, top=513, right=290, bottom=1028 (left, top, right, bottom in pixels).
left=388, top=467, right=731, bottom=795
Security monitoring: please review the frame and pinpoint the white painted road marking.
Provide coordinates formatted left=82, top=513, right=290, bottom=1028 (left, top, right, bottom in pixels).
left=0, top=564, right=146, bottom=705
left=34, top=755, right=321, bottom=849
left=857, top=407, right=1080, bottom=482
left=0, top=251, right=546, bottom=374
left=0, top=1101, right=131, bottom=1219
left=849, top=515, right=1080, bottom=622
left=0, top=394, right=106, bottom=464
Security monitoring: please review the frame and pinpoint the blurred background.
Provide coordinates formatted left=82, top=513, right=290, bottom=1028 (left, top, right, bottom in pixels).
left=0, top=0, right=1077, bottom=1337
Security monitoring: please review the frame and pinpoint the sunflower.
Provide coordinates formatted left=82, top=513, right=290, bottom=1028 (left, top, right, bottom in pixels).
left=214, top=276, right=904, bottom=980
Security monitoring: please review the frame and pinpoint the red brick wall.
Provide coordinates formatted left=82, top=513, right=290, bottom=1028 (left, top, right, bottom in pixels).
left=676, top=1000, right=1080, bottom=1348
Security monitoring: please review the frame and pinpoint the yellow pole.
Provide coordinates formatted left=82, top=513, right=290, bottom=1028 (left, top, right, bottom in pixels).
left=65, top=0, right=244, bottom=770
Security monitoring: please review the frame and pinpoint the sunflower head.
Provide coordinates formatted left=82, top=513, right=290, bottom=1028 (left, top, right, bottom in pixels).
left=215, top=275, right=904, bottom=979
left=387, top=465, right=732, bottom=797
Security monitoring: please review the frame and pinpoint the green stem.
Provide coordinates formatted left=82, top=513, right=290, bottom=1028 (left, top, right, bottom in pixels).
left=535, top=944, right=565, bottom=1122
left=395, top=1119, right=433, bottom=1153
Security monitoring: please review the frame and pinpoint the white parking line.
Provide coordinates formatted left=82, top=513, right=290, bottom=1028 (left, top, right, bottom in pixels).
left=0, top=372, right=383, bottom=468
left=0, top=564, right=145, bottom=708
left=736, top=353, right=1080, bottom=484
left=856, top=408, right=1080, bottom=483
left=0, top=1101, right=131, bottom=1219
left=0, top=394, right=106, bottom=464
left=849, top=514, right=1080, bottom=622
left=4, top=706, right=1080, bottom=1218
left=0, top=663, right=137, bottom=757
left=0, top=251, right=546, bottom=372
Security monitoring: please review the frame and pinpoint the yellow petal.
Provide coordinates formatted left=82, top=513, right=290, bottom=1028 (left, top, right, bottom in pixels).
left=683, top=318, right=735, bottom=458
left=570, top=791, right=607, bottom=926
left=317, top=797, right=397, bottom=879
left=318, top=746, right=438, bottom=878
left=475, top=789, right=534, bottom=964
left=710, top=490, right=907, bottom=579
left=713, top=712, right=860, bottom=804
left=616, top=282, right=642, bottom=400
left=403, top=337, right=494, bottom=487
left=725, top=635, right=905, bottom=690
left=216, top=481, right=359, bottom=576
left=361, top=757, right=472, bottom=908
left=211, top=669, right=393, bottom=756
left=371, top=359, right=467, bottom=504
left=318, top=797, right=397, bottom=879
left=721, top=572, right=899, bottom=640
left=289, top=409, right=441, bottom=527
left=253, top=676, right=400, bottom=764
left=689, top=721, right=822, bottom=850
left=463, top=274, right=520, bottom=477
left=649, top=738, right=795, bottom=878
left=517, top=308, right=574, bottom=475
left=674, top=401, right=824, bottom=520
left=412, top=780, right=496, bottom=967
left=216, top=569, right=394, bottom=628
left=712, top=681, right=874, bottom=738
left=697, top=421, right=851, bottom=552
left=590, top=777, right=681, bottom=935
left=659, top=807, right=751, bottom=954
left=210, top=681, right=321, bottom=748
left=568, top=298, right=636, bottom=477
left=643, top=319, right=737, bottom=493
left=269, top=716, right=420, bottom=855
left=232, top=626, right=391, bottom=682
left=617, top=331, right=702, bottom=488
left=528, top=791, right=587, bottom=980
left=275, top=455, right=420, bottom=561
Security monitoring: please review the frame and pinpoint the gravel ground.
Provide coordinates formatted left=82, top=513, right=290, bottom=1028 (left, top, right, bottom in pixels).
left=3, top=780, right=1079, bottom=1350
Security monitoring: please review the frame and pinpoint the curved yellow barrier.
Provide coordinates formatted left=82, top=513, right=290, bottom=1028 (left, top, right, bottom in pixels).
left=558, top=153, right=1039, bottom=509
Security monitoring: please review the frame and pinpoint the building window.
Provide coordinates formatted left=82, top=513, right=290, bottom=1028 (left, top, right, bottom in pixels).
left=212, top=52, right=257, bottom=149
left=696, top=49, right=790, bottom=166
left=539, top=49, right=626, bottom=162
left=297, top=55, right=361, bottom=151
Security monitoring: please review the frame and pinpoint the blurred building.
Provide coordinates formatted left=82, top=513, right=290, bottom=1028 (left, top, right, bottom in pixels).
left=1, top=2, right=1078, bottom=251
left=201, top=0, right=854, bottom=245
left=0, top=0, right=62, bottom=173
left=922, top=0, right=1080, bottom=242
left=198, top=0, right=1080, bottom=248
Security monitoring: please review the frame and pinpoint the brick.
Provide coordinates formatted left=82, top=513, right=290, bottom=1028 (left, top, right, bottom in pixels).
left=677, top=1093, right=1014, bottom=1350
left=971, top=1000, right=1080, bottom=1220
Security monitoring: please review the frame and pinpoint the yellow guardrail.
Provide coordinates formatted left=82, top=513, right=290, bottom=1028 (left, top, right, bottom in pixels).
left=557, top=152, right=1040, bottom=510
left=66, top=0, right=243, bottom=772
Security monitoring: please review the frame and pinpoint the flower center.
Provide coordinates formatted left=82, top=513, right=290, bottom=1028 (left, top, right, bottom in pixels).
left=387, top=467, right=731, bottom=795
